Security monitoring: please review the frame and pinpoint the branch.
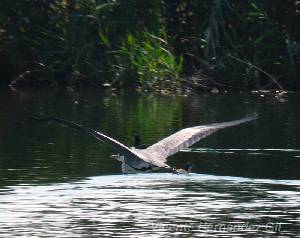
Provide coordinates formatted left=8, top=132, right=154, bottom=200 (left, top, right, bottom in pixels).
left=228, top=54, right=284, bottom=90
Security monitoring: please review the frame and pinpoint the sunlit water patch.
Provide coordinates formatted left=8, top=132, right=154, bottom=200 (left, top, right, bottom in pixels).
left=182, top=148, right=300, bottom=156
left=0, top=173, right=299, bottom=237
left=0, top=89, right=299, bottom=237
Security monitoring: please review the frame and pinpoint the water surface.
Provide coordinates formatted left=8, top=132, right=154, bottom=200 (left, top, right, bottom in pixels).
left=0, top=88, right=299, bottom=237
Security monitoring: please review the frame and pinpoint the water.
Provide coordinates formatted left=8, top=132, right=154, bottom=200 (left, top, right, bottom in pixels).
left=0, top=88, right=299, bottom=237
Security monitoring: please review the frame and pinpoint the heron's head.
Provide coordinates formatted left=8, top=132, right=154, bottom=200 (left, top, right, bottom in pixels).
left=110, top=154, right=124, bottom=162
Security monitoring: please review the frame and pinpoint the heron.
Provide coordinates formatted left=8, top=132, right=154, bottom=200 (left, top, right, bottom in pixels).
left=32, top=114, right=257, bottom=174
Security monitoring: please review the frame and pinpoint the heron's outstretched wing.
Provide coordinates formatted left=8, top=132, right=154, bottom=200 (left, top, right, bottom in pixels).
left=136, top=114, right=257, bottom=163
left=31, top=116, right=171, bottom=170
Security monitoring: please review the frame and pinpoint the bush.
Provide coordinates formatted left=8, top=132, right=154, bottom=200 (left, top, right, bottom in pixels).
left=113, top=32, right=183, bottom=90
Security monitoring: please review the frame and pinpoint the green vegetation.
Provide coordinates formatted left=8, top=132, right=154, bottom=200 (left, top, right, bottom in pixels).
left=0, top=0, right=299, bottom=91
left=114, top=32, right=183, bottom=90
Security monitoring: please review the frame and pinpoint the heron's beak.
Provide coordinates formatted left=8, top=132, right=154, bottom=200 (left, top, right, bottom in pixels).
left=110, top=154, right=119, bottom=160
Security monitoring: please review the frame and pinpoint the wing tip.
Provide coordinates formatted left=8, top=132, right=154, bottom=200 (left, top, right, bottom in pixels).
left=244, top=112, right=258, bottom=121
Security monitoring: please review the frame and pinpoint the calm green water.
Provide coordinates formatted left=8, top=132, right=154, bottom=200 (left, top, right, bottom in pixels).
left=0, top=88, right=299, bottom=237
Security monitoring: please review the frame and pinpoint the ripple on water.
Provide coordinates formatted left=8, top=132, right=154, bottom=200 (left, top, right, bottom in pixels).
left=0, top=173, right=299, bottom=237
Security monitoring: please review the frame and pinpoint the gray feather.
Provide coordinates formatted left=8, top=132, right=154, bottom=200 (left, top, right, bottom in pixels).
left=136, top=114, right=257, bottom=163
left=32, top=114, right=257, bottom=172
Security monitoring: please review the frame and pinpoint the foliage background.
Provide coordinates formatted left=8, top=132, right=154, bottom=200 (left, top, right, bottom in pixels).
left=0, top=0, right=299, bottom=91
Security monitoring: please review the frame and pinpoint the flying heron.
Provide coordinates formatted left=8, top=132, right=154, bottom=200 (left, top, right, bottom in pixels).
left=32, top=114, right=257, bottom=174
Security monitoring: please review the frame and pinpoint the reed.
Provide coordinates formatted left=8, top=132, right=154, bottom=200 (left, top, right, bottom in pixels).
left=113, top=31, right=182, bottom=90
left=0, top=0, right=299, bottom=90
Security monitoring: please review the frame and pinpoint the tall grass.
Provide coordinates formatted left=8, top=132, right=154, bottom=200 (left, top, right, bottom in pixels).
left=185, top=0, right=300, bottom=90
left=0, top=0, right=299, bottom=90
left=113, top=32, right=182, bottom=90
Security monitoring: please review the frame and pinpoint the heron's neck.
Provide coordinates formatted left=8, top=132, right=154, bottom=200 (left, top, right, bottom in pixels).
left=134, top=135, right=140, bottom=147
